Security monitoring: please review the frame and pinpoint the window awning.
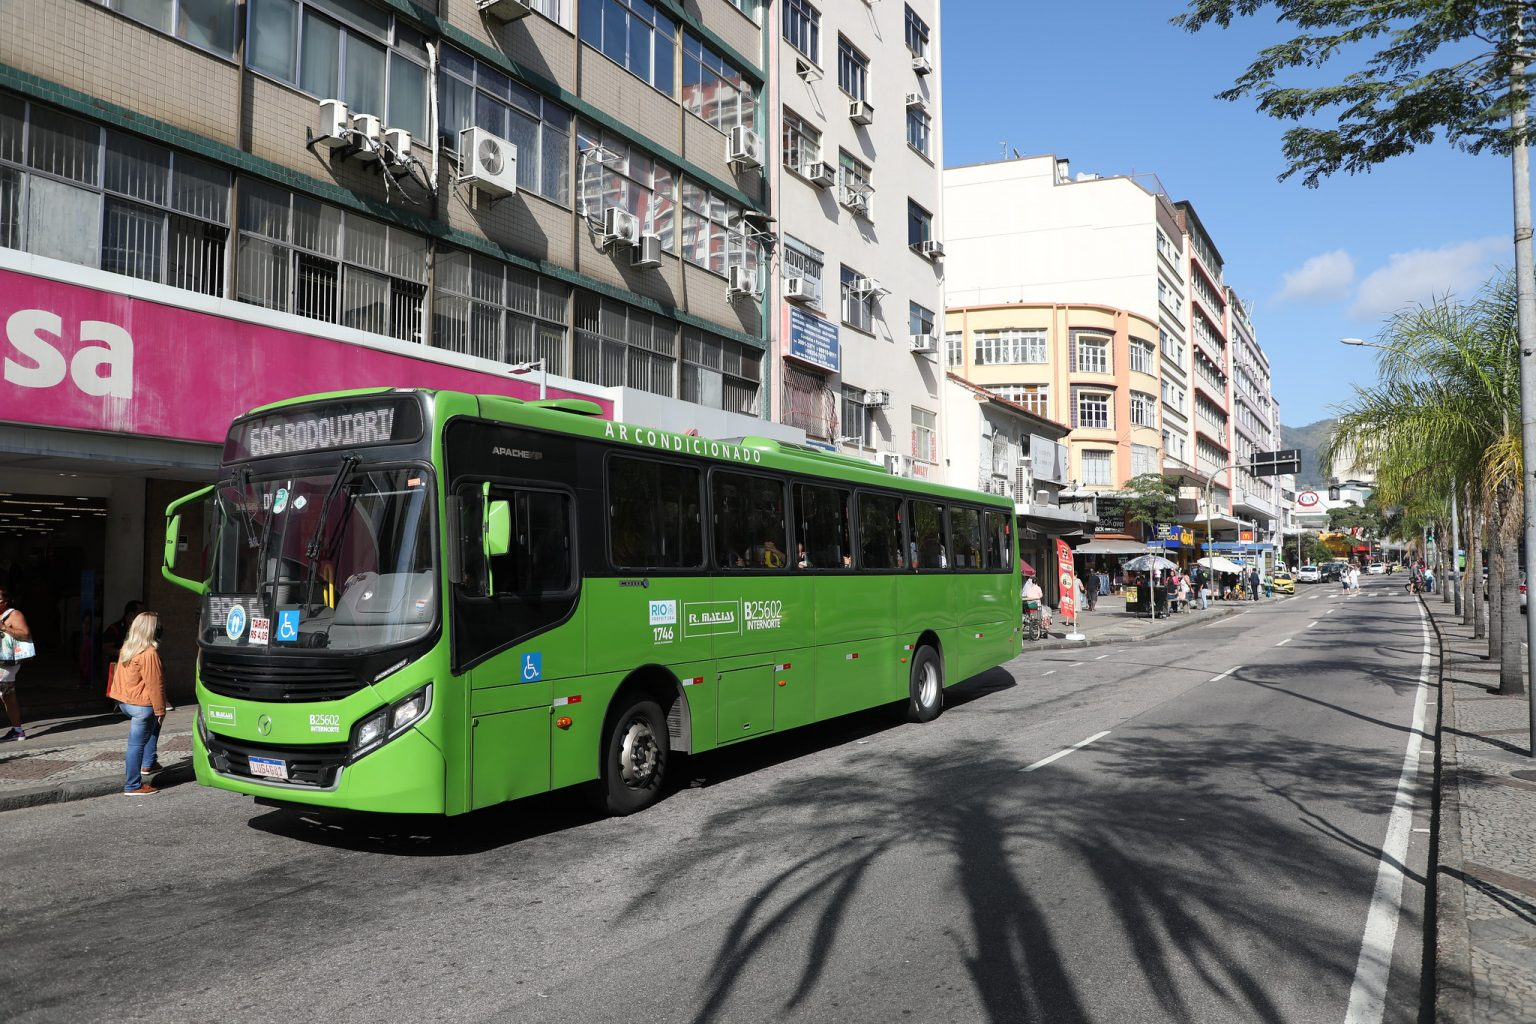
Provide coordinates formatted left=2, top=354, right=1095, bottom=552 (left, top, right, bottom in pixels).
left=1073, top=539, right=1149, bottom=555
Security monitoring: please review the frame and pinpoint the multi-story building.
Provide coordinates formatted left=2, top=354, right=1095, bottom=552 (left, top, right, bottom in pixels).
left=771, top=0, right=946, bottom=479
left=0, top=0, right=797, bottom=673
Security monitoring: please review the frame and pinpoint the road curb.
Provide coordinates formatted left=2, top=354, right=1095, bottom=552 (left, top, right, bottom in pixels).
left=1420, top=596, right=1474, bottom=1023
left=1025, top=603, right=1245, bottom=653
left=0, top=774, right=125, bottom=813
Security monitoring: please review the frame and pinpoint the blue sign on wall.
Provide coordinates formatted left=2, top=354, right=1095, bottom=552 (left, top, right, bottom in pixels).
left=788, top=306, right=840, bottom=373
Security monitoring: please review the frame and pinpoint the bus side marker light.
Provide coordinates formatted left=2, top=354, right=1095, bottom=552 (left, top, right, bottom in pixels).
left=777, top=680, right=786, bottom=687
left=556, top=717, right=573, bottom=730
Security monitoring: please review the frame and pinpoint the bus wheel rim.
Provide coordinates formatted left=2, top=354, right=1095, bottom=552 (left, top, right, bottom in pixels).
left=919, top=660, right=939, bottom=707
left=619, top=716, right=659, bottom=787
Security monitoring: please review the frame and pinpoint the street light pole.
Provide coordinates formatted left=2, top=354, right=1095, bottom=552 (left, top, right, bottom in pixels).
left=509, top=359, right=548, bottom=400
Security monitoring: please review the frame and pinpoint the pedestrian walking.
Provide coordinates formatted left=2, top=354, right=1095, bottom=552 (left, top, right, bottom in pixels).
left=1248, top=567, right=1261, bottom=602
left=0, top=587, right=33, bottom=742
left=105, top=610, right=166, bottom=796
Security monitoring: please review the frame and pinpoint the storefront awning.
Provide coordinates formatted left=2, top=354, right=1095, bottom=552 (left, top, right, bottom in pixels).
left=1074, top=539, right=1150, bottom=555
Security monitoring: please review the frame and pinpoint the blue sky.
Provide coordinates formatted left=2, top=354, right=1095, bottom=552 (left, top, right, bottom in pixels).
left=940, top=3, right=1515, bottom=426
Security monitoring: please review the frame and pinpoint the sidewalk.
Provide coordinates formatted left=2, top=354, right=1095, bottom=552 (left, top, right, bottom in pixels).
left=1024, top=592, right=1257, bottom=651
left=1424, top=596, right=1536, bottom=1023
left=0, top=705, right=197, bottom=810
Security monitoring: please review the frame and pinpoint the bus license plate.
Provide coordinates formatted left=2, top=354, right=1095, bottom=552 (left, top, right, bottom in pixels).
left=248, top=756, right=288, bottom=781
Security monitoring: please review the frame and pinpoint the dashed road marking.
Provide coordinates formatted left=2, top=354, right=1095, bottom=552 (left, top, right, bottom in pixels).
left=1208, top=666, right=1241, bottom=682
left=1308, top=621, right=1318, bottom=628
left=1023, top=730, right=1111, bottom=772
left=1276, top=637, right=1293, bottom=647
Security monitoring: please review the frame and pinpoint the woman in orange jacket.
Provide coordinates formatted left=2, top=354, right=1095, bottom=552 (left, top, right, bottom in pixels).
left=106, top=611, right=165, bottom=796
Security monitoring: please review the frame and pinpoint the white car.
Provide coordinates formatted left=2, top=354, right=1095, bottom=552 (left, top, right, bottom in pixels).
left=1296, top=565, right=1322, bottom=583
left=1368, top=562, right=1386, bottom=575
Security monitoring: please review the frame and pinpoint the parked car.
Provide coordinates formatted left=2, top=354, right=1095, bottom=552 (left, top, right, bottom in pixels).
left=1367, top=562, right=1386, bottom=575
left=1296, top=565, right=1322, bottom=583
left=1272, top=572, right=1297, bottom=594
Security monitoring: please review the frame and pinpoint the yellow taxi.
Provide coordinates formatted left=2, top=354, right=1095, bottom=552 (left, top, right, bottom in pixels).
left=1271, top=571, right=1297, bottom=595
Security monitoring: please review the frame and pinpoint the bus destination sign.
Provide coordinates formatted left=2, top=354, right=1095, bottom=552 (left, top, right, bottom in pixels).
left=224, top=397, right=424, bottom=461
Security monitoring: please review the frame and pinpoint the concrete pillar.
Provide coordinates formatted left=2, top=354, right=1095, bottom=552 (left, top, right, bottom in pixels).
left=104, top=477, right=146, bottom=621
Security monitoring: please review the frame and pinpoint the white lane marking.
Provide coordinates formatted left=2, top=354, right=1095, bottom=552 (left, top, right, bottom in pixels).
left=1344, top=600, right=1433, bottom=1024
left=1328, top=609, right=1337, bottom=615
left=1023, top=731, right=1111, bottom=772
left=1275, top=637, right=1293, bottom=646
left=1067, top=662, right=1085, bottom=668
left=1308, top=595, right=1319, bottom=601
left=1308, top=621, right=1319, bottom=629
left=1043, top=670, right=1056, bottom=677
left=1095, top=654, right=1109, bottom=660
left=1208, top=666, right=1241, bottom=682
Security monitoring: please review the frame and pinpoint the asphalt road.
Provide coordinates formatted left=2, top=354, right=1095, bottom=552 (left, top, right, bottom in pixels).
left=1, top=576, right=1435, bottom=1024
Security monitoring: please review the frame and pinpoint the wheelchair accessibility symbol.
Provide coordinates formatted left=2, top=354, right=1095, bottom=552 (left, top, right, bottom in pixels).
left=521, top=652, right=543, bottom=683
left=276, top=609, right=300, bottom=643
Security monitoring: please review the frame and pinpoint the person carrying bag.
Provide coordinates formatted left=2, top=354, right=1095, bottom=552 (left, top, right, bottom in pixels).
left=0, top=587, right=34, bottom=742
left=105, top=611, right=166, bottom=796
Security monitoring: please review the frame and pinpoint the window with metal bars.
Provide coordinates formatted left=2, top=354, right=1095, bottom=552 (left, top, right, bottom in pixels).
left=440, top=45, right=571, bottom=204
left=574, top=291, right=677, bottom=397
left=682, top=329, right=761, bottom=414
left=235, top=178, right=427, bottom=341
left=433, top=248, right=569, bottom=372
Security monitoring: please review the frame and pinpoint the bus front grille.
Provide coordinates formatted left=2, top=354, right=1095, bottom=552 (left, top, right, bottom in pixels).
left=204, top=734, right=350, bottom=788
left=200, top=655, right=365, bottom=702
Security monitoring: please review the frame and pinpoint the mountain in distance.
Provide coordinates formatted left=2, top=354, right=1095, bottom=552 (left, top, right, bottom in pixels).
left=1280, top=418, right=1336, bottom=489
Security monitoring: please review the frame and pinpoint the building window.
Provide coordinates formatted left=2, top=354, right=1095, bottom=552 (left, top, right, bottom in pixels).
left=0, top=100, right=232, bottom=296
left=1081, top=449, right=1112, bottom=486
left=782, top=0, right=819, bottom=61
left=782, top=110, right=821, bottom=175
left=1131, top=443, right=1158, bottom=478
left=839, top=385, right=869, bottom=445
left=682, top=34, right=757, bottom=135
left=574, top=291, right=677, bottom=396
left=1129, top=337, right=1155, bottom=376
left=578, top=0, right=677, bottom=97
left=1156, top=227, right=1177, bottom=263
left=904, top=4, right=930, bottom=56
left=943, top=330, right=963, bottom=367
left=1130, top=390, right=1157, bottom=428
left=909, top=302, right=935, bottom=340
left=1076, top=335, right=1110, bottom=374
left=726, top=0, right=761, bottom=22
left=681, top=179, right=757, bottom=279
left=1161, top=377, right=1186, bottom=410
left=783, top=236, right=824, bottom=306
left=975, top=328, right=1047, bottom=365
left=1076, top=391, right=1110, bottom=429
left=838, top=149, right=873, bottom=203
left=906, top=106, right=931, bottom=156
left=247, top=0, right=429, bottom=138
left=1159, top=327, right=1185, bottom=364
left=683, top=328, right=761, bottom=414
left=433, top=248, right=569, bottom=373
left=1163, top=428, right=1188, bottom=464
left=577, top=124, right=676, bottom=249
left=907, top=199, right=932, bottom=247
left=236, top=178, right=427, bottom=340
left=98, top=0, right=238, bottom=56
left=837, top=36, right=868, bottom=101
left=440, top=45, right=571, bottom=204
left=840, top=265, right=875, bottom=333
left=991, top=384, right=1049, bottom=418
left=1157, top=277, right=1181, bottom=312
left=912, top=407, right=937, bottom=463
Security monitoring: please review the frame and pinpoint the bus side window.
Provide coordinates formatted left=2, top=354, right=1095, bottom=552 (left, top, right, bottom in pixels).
left=713, top=470, right=788, bottom=570
left=856, top=493, right=904, bottom=570
left=983, top=510, right=1013, bottom=571
left=950, top=506, right=982, bottom=570
left=794, top=483, right=852, bottom=570
left=462, top=487, right=574, bottom=599
left=911, top=500, right=948, bottom=570
left=608, top=456, right=704, bottom=570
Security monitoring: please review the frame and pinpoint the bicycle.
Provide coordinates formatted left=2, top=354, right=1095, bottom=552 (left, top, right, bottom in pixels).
left=1023, top=599, right=1047, bottom=641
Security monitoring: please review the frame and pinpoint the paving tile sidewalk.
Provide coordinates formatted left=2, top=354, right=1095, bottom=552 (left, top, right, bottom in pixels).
left=0, top=706, right=197, bottom=811
left=1024, top=595, right=1252, bottom=652
left=1425, top=597, right=1536, bottom=1024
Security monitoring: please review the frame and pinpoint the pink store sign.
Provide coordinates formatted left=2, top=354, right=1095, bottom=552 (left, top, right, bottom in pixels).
left=0, top=268, right=611, bottom=445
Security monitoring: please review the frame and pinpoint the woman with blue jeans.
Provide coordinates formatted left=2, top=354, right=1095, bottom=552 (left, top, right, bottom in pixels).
left=105, top=611, right=165, bottom=796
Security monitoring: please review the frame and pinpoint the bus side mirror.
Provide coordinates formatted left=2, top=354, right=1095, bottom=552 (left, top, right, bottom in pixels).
left=164, top=513, right=182, bottom=571
left=486, top=499, right=511, bottom=558
left=162, top=484, right=213, bottom=595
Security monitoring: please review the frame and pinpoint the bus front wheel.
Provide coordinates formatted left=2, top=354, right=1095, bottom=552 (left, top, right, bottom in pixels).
left=588, top=697, right=670, bottom=816
left=907, top=645, right=944, bottom=723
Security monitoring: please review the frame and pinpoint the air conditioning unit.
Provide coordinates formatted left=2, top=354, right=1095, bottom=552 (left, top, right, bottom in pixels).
left=477, top=0, right=532, bottom=20
left=381, top=127, right=412, bottom=173
left=920, top=239, right=945, bottom=259
left=349, top=113, right=382, bottom=161
left=313, top=99, right=350, bottom=150
left=630, top=234, right=663, bottom=269
left=864, top=389, right=890, bottom=409
left=807, top=161, right=837, bottom=188
left=601, top=206, right=642, bottom=249
left=840, top=188, right=870, bottom=216
left=848, top=99, right=874, bottom=125
left=905, top=92, right=927, bottom=110
left=883, top=452, right=912, bottom=477
left=912, top=55, right=933, bottom=76
left=727, top=126, right=763, bottom=169
left=728, top=265, right=761, bottom=299
left=910, top=332, right=938, bottom=354
left=850, top=275, right=882, bottom=297
left=457, top=127, right=518, bottom=198
left=784, top=275, right=820, bottom=304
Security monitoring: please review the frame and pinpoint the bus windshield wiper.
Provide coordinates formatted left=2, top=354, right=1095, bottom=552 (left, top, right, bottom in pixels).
left=306, top=452, right=359, bottom=561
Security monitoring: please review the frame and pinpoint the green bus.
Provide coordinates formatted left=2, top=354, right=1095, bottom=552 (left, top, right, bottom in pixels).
left=162, top=388, right=1020, bottom=816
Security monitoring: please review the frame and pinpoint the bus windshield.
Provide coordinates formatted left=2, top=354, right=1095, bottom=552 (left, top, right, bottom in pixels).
left=201, top=465, right=436, bottom=653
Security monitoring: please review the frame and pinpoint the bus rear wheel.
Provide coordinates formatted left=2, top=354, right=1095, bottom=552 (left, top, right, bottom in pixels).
left=588, top=697, right=669, bottom=816
left=907, top=645, right=943, bottom=723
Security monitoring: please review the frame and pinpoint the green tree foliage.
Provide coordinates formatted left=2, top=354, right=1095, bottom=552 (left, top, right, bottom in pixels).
left=1120, top=473, right=1181, bottom=539
left=1175, top=1, right=1533, bottom=186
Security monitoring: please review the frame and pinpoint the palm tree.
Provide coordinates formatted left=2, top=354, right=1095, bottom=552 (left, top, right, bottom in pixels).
left=1327, top=275, right=1524, bottom=693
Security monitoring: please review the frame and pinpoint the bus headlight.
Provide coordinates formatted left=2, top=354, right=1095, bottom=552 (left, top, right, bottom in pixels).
left=352, top=710, right=389, bottom=756
left=350, top=686, right=431, bottom=760
left=391, top=689, right=429, bottom=731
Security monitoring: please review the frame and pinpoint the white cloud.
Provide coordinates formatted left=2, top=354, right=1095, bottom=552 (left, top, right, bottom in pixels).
left=1348, top=237, right=1507, bottom=319
left=1275, top=249, right=1355, bottom=303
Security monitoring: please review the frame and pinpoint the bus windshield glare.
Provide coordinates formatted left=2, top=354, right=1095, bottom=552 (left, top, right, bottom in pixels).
left=201, top=465, right=436, bottom=652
